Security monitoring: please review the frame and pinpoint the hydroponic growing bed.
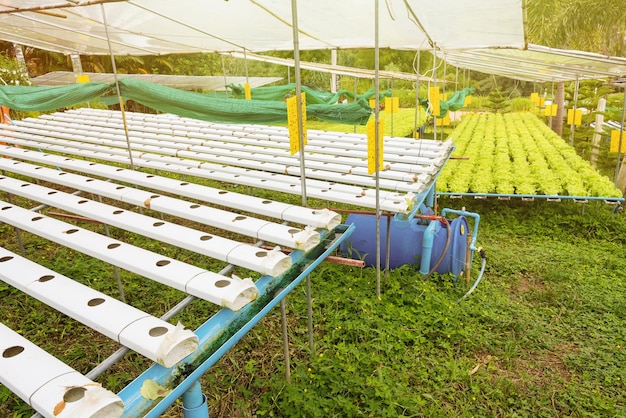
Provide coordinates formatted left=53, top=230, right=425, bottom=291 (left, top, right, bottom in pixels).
left=437, top=112, right=623, bottom=202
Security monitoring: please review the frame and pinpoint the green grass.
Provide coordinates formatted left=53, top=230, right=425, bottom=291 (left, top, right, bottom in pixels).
left=1, top=196, right=625, bottom=417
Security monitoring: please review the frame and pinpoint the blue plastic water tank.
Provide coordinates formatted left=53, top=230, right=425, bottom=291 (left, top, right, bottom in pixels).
left=341, top=214, right=469, bottom=275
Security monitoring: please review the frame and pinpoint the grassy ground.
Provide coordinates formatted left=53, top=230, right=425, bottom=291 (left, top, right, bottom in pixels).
left=1, top=195, right=625, bottom=417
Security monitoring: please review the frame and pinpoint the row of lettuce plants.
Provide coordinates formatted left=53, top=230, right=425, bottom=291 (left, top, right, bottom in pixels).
left=437, top=112, right=622, bottom=198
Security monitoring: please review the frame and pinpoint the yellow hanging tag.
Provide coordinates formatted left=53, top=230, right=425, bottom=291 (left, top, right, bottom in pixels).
left=367, top=119, right=384, bottom=174
left=429, top=87, right=440, bottom=116
left=288, top=92, right=307, bottom=155
left=610, top=130, right=626, bottom=153
left=244, top=83, right=251, bottom=100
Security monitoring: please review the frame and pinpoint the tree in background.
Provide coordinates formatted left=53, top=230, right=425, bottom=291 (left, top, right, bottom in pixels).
left=527, top=0, right=626, bottom=194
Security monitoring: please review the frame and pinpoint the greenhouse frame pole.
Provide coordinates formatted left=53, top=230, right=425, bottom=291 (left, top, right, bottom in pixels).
left=414, top=49, right=422, bottom=144
left=100, top=3, right=135, bottom=171
left=374, top=0, right=382, bottom=299
left=569, top=76, right=579, bottom=146
left=432, top=45, right=437, bottom=141
left=290, top=0, right=314, bottom=359
left=615, top=86, right=626, bottom=186
left=100, top=3, right=135, bottom=170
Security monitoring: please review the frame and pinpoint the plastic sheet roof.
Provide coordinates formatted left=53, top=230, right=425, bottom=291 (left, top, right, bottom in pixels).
left=0, top=0, right=526, bottom=55
left=437, top=44, right=626, bottom=83
left=30, top=72, right=282, bottom=90
left=224, top=51, right=434, bottom=82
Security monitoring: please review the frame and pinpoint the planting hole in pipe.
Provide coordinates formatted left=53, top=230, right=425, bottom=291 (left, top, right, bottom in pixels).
left=39, top=275, right=54, bottom=282
left=65, top=229, right=78, bottom=235
left=48, top=191, right=57, bottom=195
left=233, top=216, right=246, bottom=222
left=63, top=387, right=86, bottom=403
left=149, top=327, right=168, bottom=337
left=113, top=210, right=123, bottom=215
left=156, top=260, right=170, bottom=267
left=0, top=256, right=13, bottom=262
left=116, top=186, right=125, bottom=190
left=262, top=200, right=271, bottom=204
left=190, top=204, right=200, bottom=209
left=2, top=346, right=24, bottom=358
left=78, top=200, right=88, bottom=204
left=32, top=216, right=44, bottom=221
left=107, top=243, right=121, bottom=249
left=153, top=222, right=165, bottom=227
left=2, top=206, right=11, bottom=210
left=288, top=229, right=299, bottom=235
left=215, top=280, right=231, bottom=288
left=200, top=235, right=212, bottom=241
left=255, top=251, right=267, bottom=258
left=88, top=298, right=105, bottom=307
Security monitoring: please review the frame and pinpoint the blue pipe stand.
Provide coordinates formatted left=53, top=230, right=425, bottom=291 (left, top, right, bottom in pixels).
left=182, top=380, right=209, bottom=418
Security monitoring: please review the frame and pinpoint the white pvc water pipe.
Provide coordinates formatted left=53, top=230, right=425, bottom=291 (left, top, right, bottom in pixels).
left=0, top=145, right=341, bottom=229
left=0, top=141, right=416, bottom=213
left=0, top=200, right=260, bottom=310
left=0, top=159, right=320, bottom=252
left=0, top=173, right=296, bottom=275
left=0, top=247, right=198, bottom=367
left=0, top=322, right=124, bottom=418
left=7, top=119, right=439, bottom=188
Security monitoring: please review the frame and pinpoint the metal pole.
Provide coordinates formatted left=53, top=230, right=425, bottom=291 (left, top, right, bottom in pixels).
left=390, top=78, right=394, bottom=136
left=306, top=276, right=314, bottom=356
left=100, top=3, right=135, bottom=171
left=220, top=55, right=228, bottom=92
left=280, top=297, right=291, bottom=384
left=569, top=76, right=579, bottom=146
left=432, top=45, right=437, bottom=141
left=354, top=77, right=358, bottom=133
left=291, top=0, right=307, bottom=207
left=615, top=86, right=626, bottom=186
left=374, top=0, right=382, bottom=299
left=243, top=48, right=249, bottom=83
left=331, top=49, right=338, bottom=93
left=414, top=49, right=422, bottom=142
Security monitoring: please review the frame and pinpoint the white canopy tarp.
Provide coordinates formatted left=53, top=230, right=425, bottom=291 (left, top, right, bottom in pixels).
left=437, top=44, right=626, bottom=82
left=0, top=0, right=526, bottom=55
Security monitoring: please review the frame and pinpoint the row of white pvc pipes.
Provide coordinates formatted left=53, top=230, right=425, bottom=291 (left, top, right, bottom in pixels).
left=0, top=113, right=360, bottom=417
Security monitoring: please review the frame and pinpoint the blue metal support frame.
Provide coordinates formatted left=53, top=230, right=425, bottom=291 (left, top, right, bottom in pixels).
left=438, top=192, right=624, bottom=204
left=117, top=224, right=355, bottom=417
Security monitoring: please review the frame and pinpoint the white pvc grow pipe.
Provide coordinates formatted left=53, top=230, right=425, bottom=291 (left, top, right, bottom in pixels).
left=0, top=322, right=124, bottom=418
left=0, top=175, right=292, bottom=276
left=0, top=200, right=260, bottom=310
left=6, top=120, right=434, bottom=192
left=0, top=145, right=341, bottom=230
left=0, top=141, right=416, bottom=213
left=0, top=159, right=320, bottom=252
left=0, top=247, right=198, bottom=367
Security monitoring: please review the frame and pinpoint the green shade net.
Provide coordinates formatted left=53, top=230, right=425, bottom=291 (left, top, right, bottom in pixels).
left=227, top=83, right=392, bottom=105
left=0, top=78, right=373, bottom=125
